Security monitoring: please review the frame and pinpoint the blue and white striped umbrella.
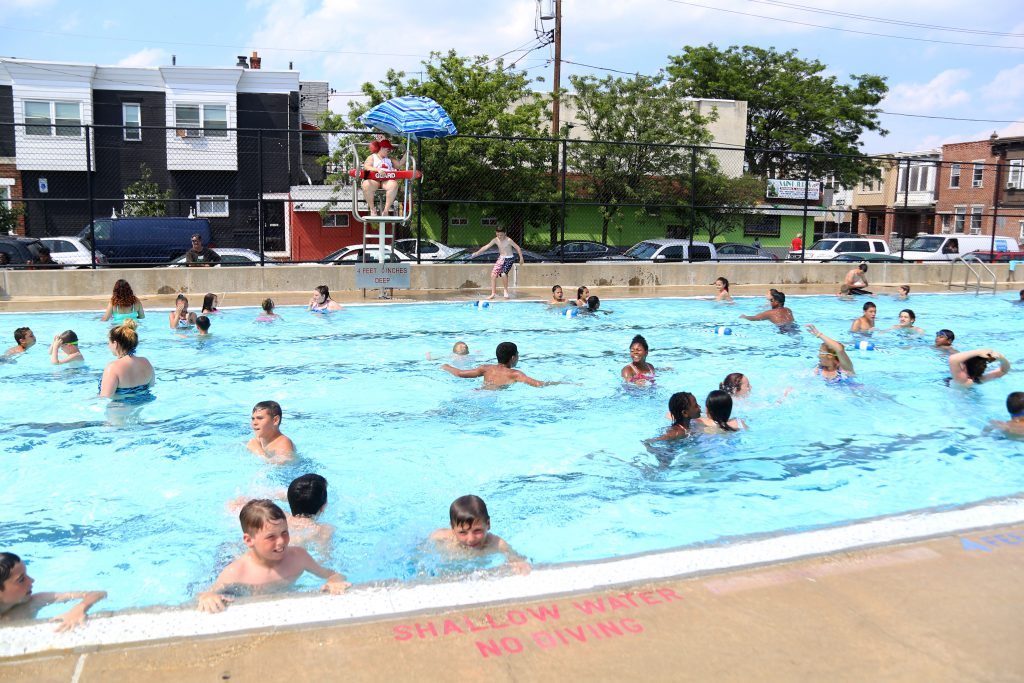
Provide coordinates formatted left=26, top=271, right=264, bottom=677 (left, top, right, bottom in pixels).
left=358, top=96, right=458, bottom=140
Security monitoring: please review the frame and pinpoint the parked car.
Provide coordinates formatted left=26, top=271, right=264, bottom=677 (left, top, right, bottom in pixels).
left=320, top=245, right=412, bottom=264
left=963, top=249, right=1024, bottom=263
left=0, top=236, right=48, bottom=267
left=900, top=234, right=1020, bottom=262
left=40, top=236, right=108, bottom=267
left=76, top=217, right=212, bottom=265
left=393, top=239, right=461, bottom=261
left=442, top=247, right=547, bottom=263
left=829, top=252, right=905, bottom=263
left=714, top=243, right=778, bottom=262
left=788, top=237, right=890, bottom=262
left=596, top=239, right=717, bottom=262
left=543, top=240, right=623, bottom=262
left=167, top=248, right=279, bottom=267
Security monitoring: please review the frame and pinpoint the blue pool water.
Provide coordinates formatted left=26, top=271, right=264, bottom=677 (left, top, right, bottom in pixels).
left=1, top=292, right=1022, bottom=612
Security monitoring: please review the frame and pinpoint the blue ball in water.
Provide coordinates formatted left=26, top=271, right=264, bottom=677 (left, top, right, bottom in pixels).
left=475, top=301, right=489, bottom=309
left=715, top=326, right=732, bottom=336
left=856, top=340, right=875, bottom=351
left=564, top=307, right=579, bottom=318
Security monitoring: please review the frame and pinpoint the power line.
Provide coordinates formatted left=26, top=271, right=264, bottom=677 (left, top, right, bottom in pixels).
left=663, top=0, right=1024, bottom=51
left=560, top=59, right=637, bottom=76
left=877, top=110, right=1024, bottom=124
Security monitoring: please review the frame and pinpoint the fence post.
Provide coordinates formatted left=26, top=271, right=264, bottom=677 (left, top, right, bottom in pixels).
left=991, top=158, right=1003, bottom=254
left=257, top=129, right=265, bottom=266
left=688, top=146, right=697, bottom=262
left=900, top=158, right=909, bottom=262
left=801, top=165, right=810, bottom=263
left=560, top=138, right=567, bottom=252
left=416, top=138, right=422, bottom=264
left=86, top=124, right=96, bottom=269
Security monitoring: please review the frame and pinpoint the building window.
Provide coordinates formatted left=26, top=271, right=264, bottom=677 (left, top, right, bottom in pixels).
left=742, top=213, right=781, bottom=237
left=867, top=216, right=883, bottom=235
left=196, top=195, right=229, bottom=217
left=898, top=163, right=931, bottom=193
left=969, top=206, right=983, bottom=234
left=972, top=162, right=984, bottom=188
left=450, top=217, right=468, bottom=226
left=953, top=206, right=966, bottom=234
left=941, top=214, right=951, bottom=233
left=862, top=179, right=876, bottom=193
left=1008, top=159, right=1023, bottom=189
left=123, top=103, right=141, bottom=141
left=24, top=100, right=82, bottom=137
left=481, top=217, right=499, bottom=227
left=949, top=163, right=960, bottom=188
left=321, top=214, right=349, bottom=228
left=175, top=104, right=228, bottom=138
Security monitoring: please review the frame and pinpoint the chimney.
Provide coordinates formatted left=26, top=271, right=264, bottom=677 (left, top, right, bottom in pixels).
left=250, top=51, right=261, bottom=69
left=172, top=54, right=176, bottom=66
left=236, top=55, right=249, bottom=68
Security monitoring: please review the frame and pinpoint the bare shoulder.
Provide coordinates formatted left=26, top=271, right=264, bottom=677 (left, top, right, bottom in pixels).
left=429, top=528, right=452, bottom=542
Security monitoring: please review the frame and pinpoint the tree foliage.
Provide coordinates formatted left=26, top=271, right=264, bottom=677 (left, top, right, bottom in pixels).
left=0, top=200, right=22, bottom=235
left=566, top=72, right=714, bottom=242
left=686, top=173, right=765, bottom=243
left=321, top=50, right=552, bottom=243
left=122, top=163, right=172, bottom=217
left=666, top=44, right=888, bottom=186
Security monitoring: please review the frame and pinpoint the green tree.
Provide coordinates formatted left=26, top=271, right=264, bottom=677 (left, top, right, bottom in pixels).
left=666, top=45, right=887, bottom=186
left=566, top=72, right=714, bottom=243
left=689, top=173, right=765, bottom=243
left=322, top=50, right=552, bottom=244
left=122, top=163, right=172, bottom=217
left=0, top=200, right=22, bottom=235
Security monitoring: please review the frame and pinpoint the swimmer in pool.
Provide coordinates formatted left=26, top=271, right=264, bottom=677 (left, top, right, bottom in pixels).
left=850, top=301, right=877, bottom=333
left=441, top=341, right=561, bottom=389
left=99, top=320, right=154, bottom=398
left=948, top=348, right=1011, bottom=386
left=0, top=552, right=106, bottom=631
left=201, top=293, right=221, bottom=315
left=228, top=474, right=336, bottom=552
left=197, top=500, right=349, bottom=613
left=309, top=285, right=343, bottom=313
left=426, top=341, right=473, bottom=361
left=934, top=329, right=957, bottom=354
left=897, top=285, right=910, bottom=300
left=4, top=327, right=35, bottom=356
left=429, top=495, right=530, bottom=575
left=740, top=289, right=794, bottom=327
left=1016, top=289, right=1024, bottom=305
left=694, top=389, right=745, bottom=432
left=621, top=334, right=656, bottom=385
left=247, top=400, right=296, bottom=462
left=989, top=392, right=1024, bottom=435
left=256, top=298, right=282, bottom=322
left=650, top=391, right=701, bottom=441
left=169, top=294, right=197, bottom=329
left=878, top=308, right=923, bottom=335
left=101, top=279, right=145, bottom=323
left=548, top=285, right=568, bottom=305
left=195, top=315, right=211, bottom=336
left=806, top=324, right=855, bottom=382
left=714, top=277, right=733, bottom=303
left=720, top=372, right=751, bottom=398
left=49, top=330, right=84, bottom=365
left=575, top=286, right=590, bottom=307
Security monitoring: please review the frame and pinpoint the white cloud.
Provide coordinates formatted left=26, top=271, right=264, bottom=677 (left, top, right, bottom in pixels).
left=980, top=64, right=1024, bottom=102
left=115, top=48, right=168, bottom=68
left=0, top=0, right=55, bottom=9
left=881, top=69, right=971, bottom=114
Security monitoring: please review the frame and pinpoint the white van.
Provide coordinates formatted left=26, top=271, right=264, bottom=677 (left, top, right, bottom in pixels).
left=787, top=237, right=890, bottom=261
left=900, top=234, right=1020, bottom=262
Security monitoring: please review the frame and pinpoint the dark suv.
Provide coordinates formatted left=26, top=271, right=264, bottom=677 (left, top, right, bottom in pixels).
left=0, top=236, right=47, bottom=267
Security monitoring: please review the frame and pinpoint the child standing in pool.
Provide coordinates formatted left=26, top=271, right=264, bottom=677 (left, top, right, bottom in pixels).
left=197, top=500, right=349, bottom=612
left=256, top=298, right=282, bottom=322
left=430, top=495, right=530, bottom=574
left=0, top=552, right=106, bottom=631
left=49, top=330, right=84, bottom=365
left=247, top=400, right=296, bottom=462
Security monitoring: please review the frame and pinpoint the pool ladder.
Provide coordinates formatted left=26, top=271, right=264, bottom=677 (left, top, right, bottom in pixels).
left=947, top=254, right=997, bottom=295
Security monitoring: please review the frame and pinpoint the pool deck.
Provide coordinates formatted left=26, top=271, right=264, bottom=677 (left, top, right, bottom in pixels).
left=2, top=522, right=1022, bottom=682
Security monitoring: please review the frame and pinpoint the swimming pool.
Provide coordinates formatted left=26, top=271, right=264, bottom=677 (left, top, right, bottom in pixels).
left=1, top=292, right=1022, bottom=613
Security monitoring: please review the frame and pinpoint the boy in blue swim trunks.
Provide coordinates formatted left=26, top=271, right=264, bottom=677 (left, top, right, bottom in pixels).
left=469, top=228, right=524, bottom=300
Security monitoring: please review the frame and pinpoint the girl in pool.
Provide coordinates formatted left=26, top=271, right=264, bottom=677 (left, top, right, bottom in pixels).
left=621, top=334, right=656, bottom=385
left=49, top=330, right=84, bottom=365
left=948, top=348, right=1011, bottom=386
left=880, top=309, right=924, bottom=334
left=897, top=285, right=910, bottom=300
left=100, top=279, right=145, bottom=323
left=201, top=293, right=220, bottom=315
left=0, top=552, right=106, bottom=631
left=695, top=390, right=745, bottom=432
left=575, top=286, right=590, bottom=307
left=309, top=285, right=343, bottom=313
left=714, top=277, right=733, bottom=303
left=548, top=285, right=567, bottom=305
left=99, top=320, right=154, bottom=398
left=720, top=372, right=751, bottom=398
left=651, top=392, right=701, bottom=441
left=256, top=298, right=281, bottom=322
left=169, top=294, right=196, bottom=329
left=806, top=324, right=855, bottom=382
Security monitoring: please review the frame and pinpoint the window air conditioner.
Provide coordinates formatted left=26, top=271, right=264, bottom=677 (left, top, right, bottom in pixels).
left=177, top=128, right=201, bottom=138
left=969, top=228, right=981, bottom=235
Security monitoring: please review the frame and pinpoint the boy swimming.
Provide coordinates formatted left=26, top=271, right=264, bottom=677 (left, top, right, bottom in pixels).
left=195, top=315, right=211, bottom=336
left=226, top=474, right=335, bottom=551
left=197, top=499, right=349, bottom=613
left=989, top=392, right=1024, bottom=436
left=0, top=552, right=106, bottom=631
left=429, top=495, right=530, bottom=574
left=441, top=341, right=560, bottom=389
left=246, top=400, right=296, bottom=461
left=4, top=327, right=35, bottom=356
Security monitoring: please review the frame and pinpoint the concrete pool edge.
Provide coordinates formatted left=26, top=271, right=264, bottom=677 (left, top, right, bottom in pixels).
left=4, top=493, right=1023, bottom=658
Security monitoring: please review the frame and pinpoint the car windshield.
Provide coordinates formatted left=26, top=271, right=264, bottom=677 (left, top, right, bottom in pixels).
left=906, top=236, right=945, bottom=252
left=808, top=240, right=838, bottom=251
left=623, top=242, right=660, bottom=259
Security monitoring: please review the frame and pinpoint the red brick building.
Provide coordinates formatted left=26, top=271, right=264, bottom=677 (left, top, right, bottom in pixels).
left=990, top=134, right=1024, bottom=242
left=1, top=157, right=24, bottom=235
left=934, top=138, right=1001, bottom=237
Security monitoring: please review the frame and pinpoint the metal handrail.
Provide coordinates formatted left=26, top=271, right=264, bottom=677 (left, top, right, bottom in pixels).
left=948, top=254, right=997, bottom=294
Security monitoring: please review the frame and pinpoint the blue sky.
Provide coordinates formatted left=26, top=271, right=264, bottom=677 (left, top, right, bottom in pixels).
left=1, top=0, right=1022, bottom=154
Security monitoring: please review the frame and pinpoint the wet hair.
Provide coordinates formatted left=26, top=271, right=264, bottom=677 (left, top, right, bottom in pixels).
left=900, top=285, right=910, bottom=294
left=720, top=372, right=747, bottom=396
left=59, top=330, right=78, bottom=345
left=964, top=356, right=990, bottom=383
left=202, top=293, right=218, bottom=313
left=668, top=391, right=697, bottom=428
left=900, top=308, right=916, bottom=323
left=13, top=327, right=31, bottom=344
left=495, top=341, right=518, bottom=366
left=1019, top=288, right=1024, bottom=298
left=111, top=279, right=139, bottom=308
left=261, top=298, right=275, bottom=313
left=287, top=474, right=328, bottom=517
left=577, top=286, right=588, bottom=300
left=449, top=494, right=489, bottom=528
left=239, top=499, right=286, bottom=536
left=630, top=334, right=649, bottom=352
left=175, top=294, right=189, bottom=309
left=0, top=552, right=21, bottom=591
left=452, top=341, right=469, bottom=355
left=1007, top=392, right=1024, bottom=415
left=315, top=285, right=331, bottom=300
left=705, top=390, right=737, bottom=431
left=551, top=284, right=562, bottom=294
left=195, top=315, right=211, bottom=332
left=936, top=329, right=955, bottom=342
left=863, top=301, right=876, bottom=312
left=586, top=295, right=600, bottom=311
left=716, top=277, right=729, bottom=291
left=108, top=319, right=139, bottom=354
left=253, top=400, right=282, bottom=421
left=769, top=289, right=785, bottom=306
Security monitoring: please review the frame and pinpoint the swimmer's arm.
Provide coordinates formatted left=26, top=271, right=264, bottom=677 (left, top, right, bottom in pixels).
left=41, top=591, right=107, bottom=632
left=984, top=352, right=1011, bottom=381
left=297, top=548, right=350, bottom=594
left=514, top=371, right=559, bottom=387
left=136, top=303, right=145, bottom=319
left=198, top=564, right=242, bottom=613
left=948, top=349, right=995, bottom=383
left=807, top=325, right=855, bottom=373
left=441, top=364, right=485, bottom=378
left=98, top=365, right=118, bottom=398
left=53, top=351, right=83, bottom=365
left=100, top=303, right=113, bottom=322
left=621, top=365, right=634, bottom=381
left=493, top=536, right=531, bottom=575
left=740, top=311, right=772, bottom=321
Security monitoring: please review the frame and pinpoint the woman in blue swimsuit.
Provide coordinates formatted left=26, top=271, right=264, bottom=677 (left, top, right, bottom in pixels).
left=101, top=279, right=145, bottom=323
left=99, top=319, right=154, bottom=398
left=805, top=324, right=855, bottom=383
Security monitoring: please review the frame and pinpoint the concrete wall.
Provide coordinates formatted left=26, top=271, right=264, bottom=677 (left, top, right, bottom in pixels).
left=0, top=262, right=1015, bottom=299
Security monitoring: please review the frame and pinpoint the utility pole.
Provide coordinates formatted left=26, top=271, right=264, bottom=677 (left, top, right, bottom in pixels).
left=551, top=0, right=561, bottom=136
